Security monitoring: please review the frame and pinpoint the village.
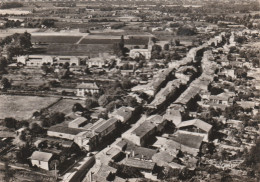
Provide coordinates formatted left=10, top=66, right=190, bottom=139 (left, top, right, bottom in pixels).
left=0, top=0, right=260, bottom=182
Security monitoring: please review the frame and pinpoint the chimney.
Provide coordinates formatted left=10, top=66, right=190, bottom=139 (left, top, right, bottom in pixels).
left=132, top=150, right=135, bottom=157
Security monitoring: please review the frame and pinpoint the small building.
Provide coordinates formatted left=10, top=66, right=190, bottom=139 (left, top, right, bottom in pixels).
left=76, top=82, right=99, bottom=97
left=74, top=130, right=97, bottom=151
left=56, top=56, right=80, bottom=66
left=176, top=119, right=212, bottom=141
left=87, top=57, right=106, bottom=68
left=17, top=55, right=53, bottom=66
left=164, top=109, right=182, bottom=126
left=108, top=106, right=134, bottom=123
left=123, top=158, right=155, bottom=172
left=123, top=121, right=156, bottom=146
left=93, top=118, right=118, bottom=140
left=30, top=151, right=53, bottom=170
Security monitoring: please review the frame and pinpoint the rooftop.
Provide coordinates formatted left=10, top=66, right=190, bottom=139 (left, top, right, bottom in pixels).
left=76, top=82, right=99, bottom=89
left=170, top=131, right=204, bottom=149
left=30, top=151, right=53, bottom=162
left=177, top=119, right=212, bottom=132
left=124, top=158, right=155, bottom=171
left=132, top=122, right=156, bottom=138
left=48, top=125, right=85, bottom=135
left=94, top=118, right=118, bottom=134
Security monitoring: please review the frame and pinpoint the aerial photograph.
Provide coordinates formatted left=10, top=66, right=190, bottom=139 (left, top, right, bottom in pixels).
left=0, top=0, right=259, bottom=181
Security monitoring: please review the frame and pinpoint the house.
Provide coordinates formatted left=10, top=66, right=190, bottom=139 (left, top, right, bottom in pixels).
left=93, top=165, right=117, bottom=182
left=129, top=37, right=154, bottom=60
left=74, top=130, right=97, bottom=151
left=89, top=118, right=119, bottom=141
left=163, top=109, right=182, bottom=126
left=56, top=56, right=80, bottom=66
left=122, top=121, right=156, bottom=146
left=169, top=131, right=204, bottom=156
left=126, top=145, right=157, bottom=161
left=123, top=158, right=155, bottom=172
left=30, top=151, right=53, bottom=170
left=108, top=106, right=134, bottom=123
left=146, top=115, right=167, bottom=133
left=87, top=57, right=106, bottom=68
left=76, top=82, right=99, bottom=97
left=177, top=119, right=212, bottom=141
left=17, top=55, right=53, bottom=66
left=152, top=151, right=175, bottom=167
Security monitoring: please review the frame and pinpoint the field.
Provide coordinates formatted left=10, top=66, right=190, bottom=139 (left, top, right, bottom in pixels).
left=48, top=98, right=85, bottom=114
left=31, top=36, right=82, bottom=44
left=0, top=95, right=59, bottom=120
left=44, top=44, right=114, bottom=57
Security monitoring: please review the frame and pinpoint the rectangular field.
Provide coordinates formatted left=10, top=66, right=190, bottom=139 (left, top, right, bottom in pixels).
left=31, top=36, right=82, bottom=44
left=0, top=95, right=59, bottom=120
left=44, top=44, right=114, bottom=57
left=48, top=99, right=85, bottom=114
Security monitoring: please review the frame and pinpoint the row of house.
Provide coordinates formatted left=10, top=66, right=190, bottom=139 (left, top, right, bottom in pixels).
left=16, top=54, right=116, bottom=68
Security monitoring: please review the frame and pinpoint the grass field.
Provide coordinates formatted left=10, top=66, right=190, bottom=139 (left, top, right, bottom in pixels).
left=44, top=44, right=114, bottom=57
left=48, top=99, right=85, bottom=114
left=31, top=36, right=82, bottom=44
left=0, top=95, right=59, bottom=120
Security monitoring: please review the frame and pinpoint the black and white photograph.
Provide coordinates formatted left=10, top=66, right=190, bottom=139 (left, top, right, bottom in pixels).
left=0, top=0, right=259, bottom=181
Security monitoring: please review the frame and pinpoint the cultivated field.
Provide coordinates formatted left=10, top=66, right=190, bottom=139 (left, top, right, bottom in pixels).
left=31, top=36, right=82, bottom=44
left=44, top=44, right=114, bottom=57
left=0, top=95, right=59, bottom=120
left=48, top=98, right=85, bottom=114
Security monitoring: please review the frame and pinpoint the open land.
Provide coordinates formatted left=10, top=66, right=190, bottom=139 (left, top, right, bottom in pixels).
left=0, top=95, right=59, bottom=120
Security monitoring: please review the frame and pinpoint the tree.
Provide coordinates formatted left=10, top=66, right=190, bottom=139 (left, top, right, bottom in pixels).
left=252, top=58, right=259, bottom=68
left=85, top=98, right=98, bottom=110
left=164, top=44, right=170, bottom=51
left=63, top=62, right=70, bottom=69
left=4, top=118, right=17, bottom=129
left=30, top=123, right=45, bottom=136
left=72, top=103, right=85, bottom=112
left=0, top=56, right=8, bottom=71
left=175, top=39, right=180, bottom=46
left=1, top=77, right=11, bottom=90
left=3, top=161, right=14, bottom=182
left=47, top=112, right=65, bottom=126
left=16, top=144, right=32, bottom=163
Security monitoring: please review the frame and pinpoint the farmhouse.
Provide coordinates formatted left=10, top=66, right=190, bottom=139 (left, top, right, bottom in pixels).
left=76, top=82, right=99, bottom=96
left=30, top=151, right=53, bottom=170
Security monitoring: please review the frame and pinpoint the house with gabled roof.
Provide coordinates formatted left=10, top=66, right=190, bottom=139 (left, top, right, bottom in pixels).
left=30, top=151, right=53, bottom=170
left=177, top=119, right=212, bottom=141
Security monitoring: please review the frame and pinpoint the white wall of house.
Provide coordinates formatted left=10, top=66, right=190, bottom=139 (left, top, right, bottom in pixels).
left=31, top=160, right=49, bottom=170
